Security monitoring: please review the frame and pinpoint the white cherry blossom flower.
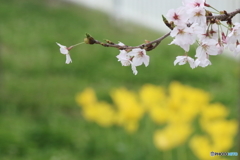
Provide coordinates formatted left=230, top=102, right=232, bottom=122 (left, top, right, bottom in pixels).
left=194, top=39, right=221, bottom=67
left=56, top=42, right=72, bottom=64
left=198, top=24, right=218, bottom=42
left=228, top=43, right=240, bottom=56
left=116, top=44, right=143, bottom=75
left=166, top=7, right=189, bottom=26
left=196, top=39, right=219, bottom=60
left=182, top=0, right=205, bottom=8
left=116, top=50, right=139, bottom=75
left=116, top=42, right=131, bottom=66
left=233, top=45, right=240, bottom=55
left=195, top=42, right=217, bottom=67
left=170, top=23, right=203, bottom=52
left=174, top=55, right=195, bottom=69
left=116, top=50, right=131, bottom=66
left=227, top=22, right=240, bottom=44
left=216, top=43, right=224, bottom=55
left=187, top=7, right=206, bottom=26
left=128, top=48, right=149, bottom=67
left=195, top=58, right=211, bottom=67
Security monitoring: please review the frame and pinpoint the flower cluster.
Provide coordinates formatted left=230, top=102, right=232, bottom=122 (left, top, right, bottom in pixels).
left=76, top=82, right=238, bottom=159
left=76, top=87, right=144, bottom=132
left=56, top=0, right=240, bottom=75
left=166, top=0, right=240, bottom=69
left=116, top=42, right=149, bottom=75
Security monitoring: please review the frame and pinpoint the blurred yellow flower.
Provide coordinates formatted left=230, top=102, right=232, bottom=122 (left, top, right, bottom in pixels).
left=213, top=137, right=235, bottom=152
left=76, top=82, right=238, bottom=160
left=167, top=81, right=210, bottom=123
left=201, top=119, right=238, bottom=137
left=81, top=104, right=98, bottom=122
left=168, top=82, right=210, bottom=107
left=81, top=102, right=116, bottom=127
left=139, top=84, right=166, bottom=110
left=76, top=88, right=116, bottom=127
left=190, top=135, right=219, bottom=160
left=148, top=105, right=169, bottom=124
left=123, top=121, right=139, bottom=133
left=76, top=87, right=97, bottom=107
left=111, top=88, right=144, bottom=133
left=153, top=123, right=192, bottom=151
left=201, top=103, right=229, bottom=121
left=95, top=102, right=116, bottom=127
left=202, top=119, right=238, bottom=151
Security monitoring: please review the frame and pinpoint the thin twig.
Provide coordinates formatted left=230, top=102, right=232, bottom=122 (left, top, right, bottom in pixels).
left=94, top=32, right=170, bottom=51
left=90, top=8, right=240, bottom=51
left=207, top=8, right=240, bottom=21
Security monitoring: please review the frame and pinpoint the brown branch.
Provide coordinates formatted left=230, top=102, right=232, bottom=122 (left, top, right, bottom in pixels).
left=93, top=32, right=170, bottom=51
left=87, top=8, right=240, bottom=52
left=207, top=8, right=240, bottom=21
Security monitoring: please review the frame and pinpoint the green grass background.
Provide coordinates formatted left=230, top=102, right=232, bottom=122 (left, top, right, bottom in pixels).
left=0, top=0, right=239, bottom=159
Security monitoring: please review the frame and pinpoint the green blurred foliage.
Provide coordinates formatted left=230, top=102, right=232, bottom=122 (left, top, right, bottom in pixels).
left=0, top=0, right=239, bottom=159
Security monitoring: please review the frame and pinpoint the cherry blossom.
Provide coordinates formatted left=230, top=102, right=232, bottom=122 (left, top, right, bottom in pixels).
left=196, top=39, right=219, bottom=58
left=195, top=58, right=211, bottom=67
left=128, top=48, right=150, bottom=67
left=228, top=43, right=240, bottom=56
left=194, top=39, right=221, bottom=67
left=56, top=42, right=72, bottom=64
left=182, top=0, right=205, bottom=8
left=198, top=24, right=219, bottom=42
left=170, top=23, right=203, bottom=51
left=116, top=50, right=131, bottom=66
left=227, top=23, right=240, bottom=44
left=187, top=7, right=206, bottom=26
left=56, top=0, right=240, bottom=73
left=131, top=64, right=138, bottom=75
left=166, top=7, right=189, bottom=26
left=174, top=56, right=195, bottom=69
left=233, top=45, right=240, bottom=55
left=116, top=50, right=138, bottom=75
left=116, top=45, right=148, bottom=75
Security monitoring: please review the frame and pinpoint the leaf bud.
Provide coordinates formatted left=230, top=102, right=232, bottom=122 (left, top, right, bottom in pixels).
left=84, top=33, right=96, bottom=44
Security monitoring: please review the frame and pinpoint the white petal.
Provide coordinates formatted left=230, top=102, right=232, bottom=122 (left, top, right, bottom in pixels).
left=56, top=42, right=69, bottom=55
left=187, top=57, right=195, bottom=69
left=65, top=54, right=72, bottom=64
left=174, top=57, right=181, bottom=66
left=56, top=42, right=65, bottom=48
left=195, top=58, right=211, bottom=67
left=132, top=57, right=143, bottom=66
left=174, top=56, right=185, bottom=65
left=116, top=50, right=131, bottom=66
left=129, top=48, right=146, bottom=57
left=131, top=64, right=138, bottom=75
left=143, top=55, right=150, bottom=67
left=118, top=42, right=125, bottom=46
left=60, top=47, right=69, bottom=55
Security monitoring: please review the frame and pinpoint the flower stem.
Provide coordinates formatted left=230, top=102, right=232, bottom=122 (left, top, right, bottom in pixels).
left=209, top=6, right=220, bottom=13
left=71, top=42, right=85, bottom=48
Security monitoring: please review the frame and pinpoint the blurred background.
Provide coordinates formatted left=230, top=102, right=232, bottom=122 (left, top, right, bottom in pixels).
left=0, top=0, right=239, bottom=160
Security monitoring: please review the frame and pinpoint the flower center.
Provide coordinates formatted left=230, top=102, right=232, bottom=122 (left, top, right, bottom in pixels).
left=178, top=29, right=185, bottom=35
left=173, top=13, right=179, bottom=20
left=194, top=2, right=201, bottom=7
left=202, top=44, right=209, bottom=51
left=138, top=51, right=144, bottom=57
left=195, top=11, right=202, bottom=17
